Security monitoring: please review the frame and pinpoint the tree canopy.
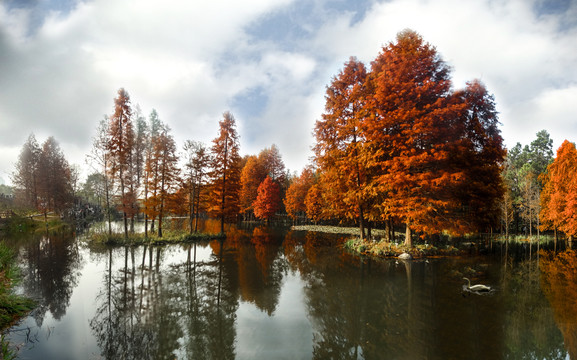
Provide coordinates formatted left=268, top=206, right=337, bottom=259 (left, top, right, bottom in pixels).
left=312, top=29, right=506, bottom=244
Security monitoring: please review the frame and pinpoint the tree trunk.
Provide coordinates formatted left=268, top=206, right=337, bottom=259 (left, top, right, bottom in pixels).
left=367, top=221, right=372, bottom=241
left=158, top=167, right=166, bottom=238
left=194, top=182, right=201, bottom=233
left=120, top=170, right=128, bottom=239
left=220, top=135, right=228, bottom=235
left=104, top=162, right=112, bottom=236
left=358, top=204, right=365, bottom=241
left=384, top=219, right=391, bottom=242
left=405, top=222, right=412, bottom=247
left=189, top=182, right=194, bottom=235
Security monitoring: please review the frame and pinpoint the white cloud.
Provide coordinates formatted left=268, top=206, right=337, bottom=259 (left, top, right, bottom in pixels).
left=0, top=0, right=576, bottom=185
left=308, top=0, right=577, bottom=150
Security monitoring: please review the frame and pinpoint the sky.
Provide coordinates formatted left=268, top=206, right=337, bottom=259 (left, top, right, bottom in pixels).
left=1, top=0, right=576, bottom=186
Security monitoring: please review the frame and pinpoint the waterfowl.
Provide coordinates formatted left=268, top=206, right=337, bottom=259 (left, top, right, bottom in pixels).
left=463, top=277, right=491, bottom=292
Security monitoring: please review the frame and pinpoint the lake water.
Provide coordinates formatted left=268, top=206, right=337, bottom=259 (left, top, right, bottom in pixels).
left=2, top=224, right=575, bottom=359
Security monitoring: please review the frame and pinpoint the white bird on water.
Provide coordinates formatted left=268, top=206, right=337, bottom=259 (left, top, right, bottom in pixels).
left=463, top=277, right=491, bottom=292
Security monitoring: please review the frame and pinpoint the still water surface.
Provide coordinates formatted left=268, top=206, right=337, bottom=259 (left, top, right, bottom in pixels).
left=3, top=225, right=574, bottom=359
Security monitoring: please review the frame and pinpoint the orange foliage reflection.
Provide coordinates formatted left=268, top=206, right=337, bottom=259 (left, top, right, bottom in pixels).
left=540, top=250, right=577, bottom=358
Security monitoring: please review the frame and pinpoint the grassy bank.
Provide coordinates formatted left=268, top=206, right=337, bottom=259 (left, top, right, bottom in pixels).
left=0, top=214, right=72, bottom=236
left=343, top=237, right=463, bottom=258
left=87, top=230, right=226, bottom=246
left=0, top=244, right=35, bottom=360
left=294, top=225, right=559, bottom=258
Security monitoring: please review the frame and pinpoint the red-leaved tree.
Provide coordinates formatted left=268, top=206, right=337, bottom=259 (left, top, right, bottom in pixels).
left=253, top=176, right=281, bottom=222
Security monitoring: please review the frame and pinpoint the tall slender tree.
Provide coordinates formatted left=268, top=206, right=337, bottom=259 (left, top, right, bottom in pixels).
left=314, top=57, right=371, bottom=239
left=183, top=140, right=210, bottom=233
left=210, top=111, right=241, bottom=233
left=107, top=88, right=135, bottom=239
left=143, top=109, right=163, bottom=236
left=87, top=117, right=114, bottom=234
left=152, top=129, right=180, bottom=237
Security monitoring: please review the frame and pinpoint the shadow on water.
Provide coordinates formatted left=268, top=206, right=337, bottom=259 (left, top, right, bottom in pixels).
left=2, top=223, right=573, bottom=359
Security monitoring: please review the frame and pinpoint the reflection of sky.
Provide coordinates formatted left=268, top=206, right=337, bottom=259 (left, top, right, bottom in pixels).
left=235, top=272, right=313, bottom=358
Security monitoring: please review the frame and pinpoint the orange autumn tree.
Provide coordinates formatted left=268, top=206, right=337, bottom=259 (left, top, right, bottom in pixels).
left=305, top=184, right=324, bottom=223
left=210, top=111, right=241, bottom=234
left=239, top=145, right=286, bottom=220
left=310, top=30, right=505, bottom=245
left=253, top=176, right=281, bottom=222
left=240, top=155, right=266, bottom=220
left=284, top=167, right=316, bottom=221
left=313, top=57, right=371, bottom=239
left=366, top=30, right=466, bottom=246
left=540, top=140, right=577, bottom=242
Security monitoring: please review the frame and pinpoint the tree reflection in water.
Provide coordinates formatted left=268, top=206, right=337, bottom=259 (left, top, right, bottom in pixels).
left=5, top=225, right=574, bottom=359
left=89, top=240, right=238, bottom=359
left=540, top=250, right=577, bottom=359
left=284, top=231, right=566, bottom=359
left=18, top=234, right=82, bottom=326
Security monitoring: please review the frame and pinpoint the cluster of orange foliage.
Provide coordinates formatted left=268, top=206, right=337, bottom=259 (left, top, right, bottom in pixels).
left=284, top=167, right=315, bottom=220
left=239, top=145, right=286, bottom=222
left=308, top=30, right=506, bottom=244
left=540, top=140, right=577, bottom=240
